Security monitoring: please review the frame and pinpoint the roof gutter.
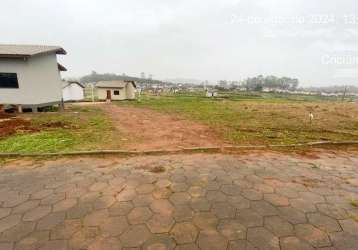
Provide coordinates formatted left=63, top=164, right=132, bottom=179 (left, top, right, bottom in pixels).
left=0, top=47, right=67, bottom=59
left=0, top=54, right=30, bottom=59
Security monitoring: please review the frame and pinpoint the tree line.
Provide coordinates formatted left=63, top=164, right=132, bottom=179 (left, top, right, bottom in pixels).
left=244, top=75, right=299, bottom=91
left=80, top=71, right=164, bottom=85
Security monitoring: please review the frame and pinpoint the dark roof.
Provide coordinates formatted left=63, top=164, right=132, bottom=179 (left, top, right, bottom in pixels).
left=0, top=44, right=67, bottom=59
left=96, top=80, right=136, bottom=88
left=57, top=63, right=67, bottom=72
left=62, top=81, right=85, bottom=89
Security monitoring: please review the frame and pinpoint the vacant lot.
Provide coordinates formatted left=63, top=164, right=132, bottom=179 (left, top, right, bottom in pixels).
left=118, top=93, right=358, bottom=145
left=0, top=102, right=228, bottom=153
left=1, top=92, right=357, bottom=153
left=100, top=104, right=227, bottom=151
left=0, top=106, right=120, bottom=153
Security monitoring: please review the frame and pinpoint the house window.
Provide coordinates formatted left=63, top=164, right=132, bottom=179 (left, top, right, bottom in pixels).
left=113, top=90, right=120, bottom=95
left=0, top=73, right=19, bottom=89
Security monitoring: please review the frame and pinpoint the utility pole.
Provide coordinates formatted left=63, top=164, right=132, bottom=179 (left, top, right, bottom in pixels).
left=341, top=85, right=348, bottom=101
left=91, top=84, right=95, bottom=102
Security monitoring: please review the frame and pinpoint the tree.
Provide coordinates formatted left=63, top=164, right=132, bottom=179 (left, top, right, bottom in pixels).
left=242, top=75, right=299, bottom=91
left=79, top=71, right=164, bottom=85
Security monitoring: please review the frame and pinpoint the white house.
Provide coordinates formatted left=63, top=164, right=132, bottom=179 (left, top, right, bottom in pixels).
left=206, top=90, right=218, bottom=97
left=62, top=81, right=84, bottom=102
left=96, top=80, right=136, bottom=101
left=0, top=44, right=67, bottom=112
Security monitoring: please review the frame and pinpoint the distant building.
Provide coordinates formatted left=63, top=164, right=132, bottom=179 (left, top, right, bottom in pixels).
left=0, top=44, right=67, bottom=111
left=62, top=81, right=84, bottom=102
left=206, top=90, right=218, bottom=97
left=218, top=80, right=228, bottom=89
left=96, top=80, right=136, bottom=101
left=263, top=87, right=275, bottom=92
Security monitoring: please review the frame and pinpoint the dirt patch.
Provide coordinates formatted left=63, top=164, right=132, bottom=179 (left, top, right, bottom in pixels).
left=40, top=121, right=77, bottom=129
left=0, top=117, right=72, bottom=139
left=292, top=177, right=324, bottom=188
left=0, top=112, right=14, bottom=119
left=149, top=166, right=166, bottom=173
left=100, top=104, right=228, bottom=151
left=295, top=150, right=321, bottom=159
left=136, top=164, right=167, bottom=173
left=0, top=118, right=39, bottom=138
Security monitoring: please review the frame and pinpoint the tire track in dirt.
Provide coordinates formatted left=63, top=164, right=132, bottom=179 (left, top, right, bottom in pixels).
left=100, top=103, right=229, bottom=151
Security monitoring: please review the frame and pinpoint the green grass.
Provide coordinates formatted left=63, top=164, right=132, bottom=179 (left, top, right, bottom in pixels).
left=0, top=131, right=75, bottom=153
left=219, top=91, right=353, bottom=102
left=0, top=106, right=120, bottom=153
left=159, top=90, right=357, bottom=102
left=2, top=92, right=356, bottom=153
left=119, top=93, right=358, bottom=145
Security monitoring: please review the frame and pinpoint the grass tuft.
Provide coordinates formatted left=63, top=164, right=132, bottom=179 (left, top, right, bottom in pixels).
left=150, top=166, right=166, bottom=173
left=352, top=216, right=358, bottom=222
left=351, top=200, right=358, bottom=207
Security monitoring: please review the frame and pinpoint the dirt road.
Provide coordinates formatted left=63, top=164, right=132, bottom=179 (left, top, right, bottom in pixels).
left=100, top=103, right=227, bottom=151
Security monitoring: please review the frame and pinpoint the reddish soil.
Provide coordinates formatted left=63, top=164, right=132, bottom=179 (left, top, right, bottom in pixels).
left=295, top=150, right=321, bottom=159
left=100, top=104, right=228, bottom=151
left=0, top=115, right=70, bottom=139
left=0, top=112, right=13, bottom=119
left=0, top=118, right=39, bottom=138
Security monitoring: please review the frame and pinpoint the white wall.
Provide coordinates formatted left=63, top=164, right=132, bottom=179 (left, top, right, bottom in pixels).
left=0, top=53, right=63, bottom=105
left=62, top=83, right=84, bottom=101
left=97, top=83, right=136, bottom=101
left=125, top=83, right=136, bottom=99
left=98, top=88, right=127, bottom=100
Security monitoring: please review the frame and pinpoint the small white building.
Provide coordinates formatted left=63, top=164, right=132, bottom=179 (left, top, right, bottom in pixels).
left=206, top=90, right=218, bottom=97
left=0, top=44, right=67, bottom=111
left=96, top=80, right=136, bottom=101
left=62, top=81, right=84, bottom=102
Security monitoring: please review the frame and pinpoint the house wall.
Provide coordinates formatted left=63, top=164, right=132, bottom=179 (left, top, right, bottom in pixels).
left=125, top=83, right=136, bottom=99
left=0, top=53, right=63, bottom=105
left=97, top=88, right=127, bottom=100
left=63, top=84, right=84, bottom=101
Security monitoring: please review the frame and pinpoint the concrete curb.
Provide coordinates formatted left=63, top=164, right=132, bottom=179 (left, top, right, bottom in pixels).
left=0, top=141, right=357, bottom=158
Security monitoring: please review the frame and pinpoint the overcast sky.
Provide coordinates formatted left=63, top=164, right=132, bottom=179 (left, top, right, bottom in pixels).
left=2, top=0, right=358, bottom=86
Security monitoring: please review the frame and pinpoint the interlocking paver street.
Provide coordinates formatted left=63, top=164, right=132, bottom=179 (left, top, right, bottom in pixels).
left=0, top=150, right=358, bottom=249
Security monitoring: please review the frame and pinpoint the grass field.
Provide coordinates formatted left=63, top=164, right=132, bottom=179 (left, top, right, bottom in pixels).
left=1, top=92, right=357, bottom=153
left=0, top=106, right=120, bottom=153
left=119, top=92, right=358, bottom=145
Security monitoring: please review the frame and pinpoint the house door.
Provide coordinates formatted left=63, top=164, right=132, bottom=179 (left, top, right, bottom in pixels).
left=106, top=90, right=111, bottom=100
